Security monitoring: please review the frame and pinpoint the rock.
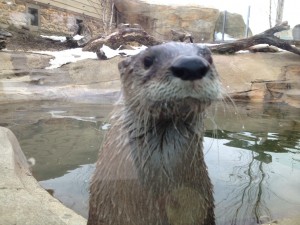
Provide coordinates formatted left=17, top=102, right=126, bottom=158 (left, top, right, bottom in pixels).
left=214, top=52, right=300, bottom=107
left=96, top=48, right=108, bottom=59
left=0, top=29, right=11, bottom=50
left=292, top=24, right=300, bottom=41
left=171, top=29, right=194, bottom=43
left=1, top=49, right=299, bottom=108
left=0, top=51, right=122, bottom=104
left=215, top=11, right=252, bottom=39
left=0, top=39, right=6, bottom=50
left=65, top=36, right=79, bottom=48
left=114, top=0, right=220, bottom=42
left=73, top=21, right=93, bottom=47
left=0, top=51, right=53, bottom=79
left=0, top=127, right=87, bottom=225
left=0, top=29, right=12, bottom=37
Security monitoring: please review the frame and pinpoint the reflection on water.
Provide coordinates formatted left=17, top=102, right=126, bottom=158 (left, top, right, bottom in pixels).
left=205, top=135, right=300, bottom=225
left=39, top=164, right=95, bottom=219
left=0, top=101, right=299, bottom=224
left=0, top=101, right=112, bottom=180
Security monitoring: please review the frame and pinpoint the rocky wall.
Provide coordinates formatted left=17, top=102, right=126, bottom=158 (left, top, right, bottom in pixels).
left=114, top=0, right=220, bottom=42
left=0, top=0, right=27, bottom=28
left=0, top=0, right=103, bottom=35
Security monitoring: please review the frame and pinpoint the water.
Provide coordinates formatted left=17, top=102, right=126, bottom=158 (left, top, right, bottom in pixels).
left=1, top=101, right=299, bottom=224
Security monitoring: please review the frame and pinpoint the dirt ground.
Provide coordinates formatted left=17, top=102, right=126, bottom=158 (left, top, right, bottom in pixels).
left=4, top=26, right=75, bottom=51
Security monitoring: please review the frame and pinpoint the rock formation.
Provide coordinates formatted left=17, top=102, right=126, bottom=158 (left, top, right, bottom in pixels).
left=215, top=11, right=252, bottom=40
left=0, top=127, right=87, bottom=225
left=114, top=0, right=220, bottom=42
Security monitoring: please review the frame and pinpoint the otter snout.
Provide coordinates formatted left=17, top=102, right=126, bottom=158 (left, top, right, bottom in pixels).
left=170, top=56, right=210, bottom=81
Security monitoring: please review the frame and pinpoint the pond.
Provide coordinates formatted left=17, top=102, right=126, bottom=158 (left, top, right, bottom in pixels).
left=1, top=100, right=299, bottom=225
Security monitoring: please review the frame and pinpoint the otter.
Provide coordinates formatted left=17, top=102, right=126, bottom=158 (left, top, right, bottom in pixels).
left=88, top=42, right=221, bottom=225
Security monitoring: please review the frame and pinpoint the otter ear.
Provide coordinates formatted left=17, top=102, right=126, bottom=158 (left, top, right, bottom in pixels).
left=118, top=57, right=132, bottom=76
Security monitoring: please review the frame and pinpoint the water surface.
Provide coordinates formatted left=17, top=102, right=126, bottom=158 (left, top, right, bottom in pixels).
left=1, top=101, right=299, bottom=224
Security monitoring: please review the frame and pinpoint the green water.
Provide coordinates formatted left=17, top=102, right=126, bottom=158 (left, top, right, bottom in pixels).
left=1, top=101, right=299, bottom=224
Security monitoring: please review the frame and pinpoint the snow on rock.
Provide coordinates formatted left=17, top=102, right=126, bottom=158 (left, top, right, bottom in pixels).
left=32, top=45, right=147, bottom=69
left=214, top=32, right=236, bottom=41
left=49, top=110, right=97, bottom=122
left=40, top=35, right=67, bottom=42
left=73, top=35, right=84, bottom=41
left=101, top=123, right=111, bottom=130
left=32, top=48, right=98, bottom=69
left=101, top=45, right=120, bottom=58
left=101, top=45, right=148, bottom=59
left=41, top=34, right=84, bottom=42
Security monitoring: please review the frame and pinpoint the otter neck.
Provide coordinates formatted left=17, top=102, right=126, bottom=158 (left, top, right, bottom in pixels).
left=121, top=105, right=207, bottom=185
left=123, top=103, right=206, bottom=141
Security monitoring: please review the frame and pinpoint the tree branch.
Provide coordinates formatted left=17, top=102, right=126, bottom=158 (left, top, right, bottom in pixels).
left=209, top=21, right=300, bottom=56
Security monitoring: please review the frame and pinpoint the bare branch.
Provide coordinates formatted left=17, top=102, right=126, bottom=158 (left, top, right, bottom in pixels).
left=209, top=21, right=300, bottom=56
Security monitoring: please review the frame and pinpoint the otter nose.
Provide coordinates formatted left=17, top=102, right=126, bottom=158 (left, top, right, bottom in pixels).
left=170, top=56, right=209, bottom=81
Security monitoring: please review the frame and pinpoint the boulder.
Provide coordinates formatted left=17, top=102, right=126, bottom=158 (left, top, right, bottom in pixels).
left=171, top=29, right=194, bottom=43
left=215, top=11, right=252, bottom=40
left=214, top=52, right=300, bottom=108
left=0, top=127, right=87, bottom=225
left=114, top=0, right=220, bottom=42
left=72, top=21, right=93, bottom=47
left=0, top=51, right=122, bottom=104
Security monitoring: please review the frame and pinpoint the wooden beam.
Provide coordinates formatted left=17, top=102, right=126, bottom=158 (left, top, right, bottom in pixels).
left=36, top=0, right=102, bottom=18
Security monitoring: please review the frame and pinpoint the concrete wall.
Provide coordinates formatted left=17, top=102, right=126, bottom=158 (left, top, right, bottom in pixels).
left=0, top=0, right=112, bottom=35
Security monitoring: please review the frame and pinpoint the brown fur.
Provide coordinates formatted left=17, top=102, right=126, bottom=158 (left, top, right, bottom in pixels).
left=88, top=42, right=221, bottom=225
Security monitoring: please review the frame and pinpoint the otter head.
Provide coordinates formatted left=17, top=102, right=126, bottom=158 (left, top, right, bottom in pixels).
left=118, top=42, right=221, bottom=119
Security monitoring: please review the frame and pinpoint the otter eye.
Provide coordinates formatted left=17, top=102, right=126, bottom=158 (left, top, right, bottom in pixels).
left=206, top=55, right=213, bottom=64
left=143, top=56, right=154, bottom=69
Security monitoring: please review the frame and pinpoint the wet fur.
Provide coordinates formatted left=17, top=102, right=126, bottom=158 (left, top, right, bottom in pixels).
left=88, top=42, right=221, bottom=225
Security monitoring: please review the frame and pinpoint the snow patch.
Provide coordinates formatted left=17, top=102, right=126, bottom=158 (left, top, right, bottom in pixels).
left=73, top=35, right=84, bottom=41
left=214, top=32, right=236, bottom=41
left=32, top=44, right=147, bottom=69
left=101, top=123, right=111, bottom=130
left=49, top=110, right=96, bottom=122
left=32, top=48, right=98, bottom=69
left=40, top=35, right=67, bottom=42
left=101, top=45, right=148, bottom=59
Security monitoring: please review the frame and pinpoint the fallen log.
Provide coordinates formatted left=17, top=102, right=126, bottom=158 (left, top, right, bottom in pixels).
left=209, top=21, right=300, bottom=56
left=83, top=24, right=161, bottom=52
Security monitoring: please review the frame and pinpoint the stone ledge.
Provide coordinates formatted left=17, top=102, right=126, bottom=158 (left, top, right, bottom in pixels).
left=0, top=126, right=87, bottom=225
